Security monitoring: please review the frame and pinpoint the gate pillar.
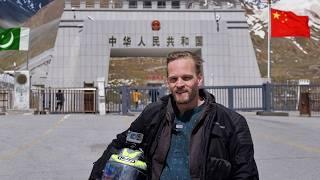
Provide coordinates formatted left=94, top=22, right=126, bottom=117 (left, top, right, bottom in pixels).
left=97, top=78, right=106, bottom=115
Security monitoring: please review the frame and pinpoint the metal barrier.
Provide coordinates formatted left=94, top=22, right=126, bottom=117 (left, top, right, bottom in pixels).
left=0, top=83, right=315, bottom=115
left=104, top=86, right=167, bottom=113
left=31, top=88, right=97, bottom=113
left=105, top=86, right=122, bottom=113
left=205, top=85, right=263, bottom=111
left=128, top=86, right=167, bottom=112
left=0, top=78, right=14, bottom=113
left=269, top=84, right=320, bottom=116
left=0, top=89, right=13, bottom=113
left=310, top=92, right=320, bottom=116
left=270, top=84, right=299, bottom=111
left=304, top=85, right=320, bottom=116
left=105, top=84, right=320, bottom=116
left=105, top=85, right=264, bottom=113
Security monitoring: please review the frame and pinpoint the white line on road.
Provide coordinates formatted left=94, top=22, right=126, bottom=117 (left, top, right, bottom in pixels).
left=0, top=115, right=70, bottom=161
left=256, top=133, right=320, bottom=154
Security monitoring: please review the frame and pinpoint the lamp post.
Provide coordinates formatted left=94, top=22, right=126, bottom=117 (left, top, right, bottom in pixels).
left=110, top=0, right=113, bottom=8
left=214, top=10, right=221, bottom=32
left=72, top=7, right=76, bottom=19
left=215, top=13, right=221, bottom=32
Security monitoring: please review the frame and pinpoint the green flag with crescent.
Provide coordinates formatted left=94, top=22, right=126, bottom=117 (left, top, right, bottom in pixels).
left=0, top=27, right=30, bottom=51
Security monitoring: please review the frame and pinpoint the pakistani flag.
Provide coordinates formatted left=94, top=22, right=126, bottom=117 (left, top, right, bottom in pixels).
left=0, top=27, right=30, bottom=51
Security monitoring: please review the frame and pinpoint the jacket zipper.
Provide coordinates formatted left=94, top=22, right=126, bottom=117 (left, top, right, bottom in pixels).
left=188, top=104, right=210, bottom=179
left=188, top=103, right=216, bottom=180
left=154, top=111, right=173, bottom=179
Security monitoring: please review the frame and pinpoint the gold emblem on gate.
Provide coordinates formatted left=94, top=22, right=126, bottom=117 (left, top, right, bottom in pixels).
left=16, top=74, right=27, bottom=85
left=152, top=20, right=160, bottom=31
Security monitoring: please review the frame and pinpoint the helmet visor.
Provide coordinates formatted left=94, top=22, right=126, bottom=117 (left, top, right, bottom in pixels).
left=102, top=161, right=146, bottom=180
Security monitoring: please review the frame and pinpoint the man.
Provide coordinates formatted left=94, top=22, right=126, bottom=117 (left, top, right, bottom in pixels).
left=89, top=51, right=259, bottom=180
left=55, top=90, right=64, bottom=111
left=132, top=89, right=142, bottom=110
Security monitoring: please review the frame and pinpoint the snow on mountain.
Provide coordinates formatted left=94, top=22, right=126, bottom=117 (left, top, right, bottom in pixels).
left=243, top=0, right=320, bottom=80
left=0, top=0, right=53, bottom=27
left=244, top=0, right=268, bottom=9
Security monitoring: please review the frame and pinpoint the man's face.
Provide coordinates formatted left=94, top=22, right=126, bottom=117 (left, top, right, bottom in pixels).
left=167, top=58, right=203, bottom=105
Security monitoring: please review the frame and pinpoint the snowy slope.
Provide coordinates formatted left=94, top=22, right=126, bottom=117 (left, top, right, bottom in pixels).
left=243, top=0, right=320, bottom=80
left=245, top=0, right=320, bottom=39
left=0, top=0, right=53, bottom=27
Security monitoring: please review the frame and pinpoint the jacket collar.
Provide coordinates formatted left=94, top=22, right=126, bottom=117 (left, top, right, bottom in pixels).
left=159, top=89, right=216, bottom=122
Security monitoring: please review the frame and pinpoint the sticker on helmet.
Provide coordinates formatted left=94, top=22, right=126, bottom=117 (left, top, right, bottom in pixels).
left=126, top=131, right=144, bottom=144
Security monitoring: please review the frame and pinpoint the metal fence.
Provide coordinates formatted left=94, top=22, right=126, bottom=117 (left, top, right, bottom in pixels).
left=270, top=84, right=299, bottom=111
left=0, top=80, right=14, bottom=113
left=105, top=84, right=320, bottom=116
left=2, top=83, right=320, bottom=115
left=30, top=88, right=96, bottom=113
left=205, top=85, right=263, bottom=111
left=271, top=84, right=320, bottom=115
left=105, top=86, right=167, bottom=113
left=0, top=89, right=13, bottom=113
left=105, top=86, right=121, bottom=113
left=105, top=85, right=264, bottom=113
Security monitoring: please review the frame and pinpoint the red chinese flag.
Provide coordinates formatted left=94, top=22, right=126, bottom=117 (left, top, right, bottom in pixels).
left=271, top=8, right=310, bottom=37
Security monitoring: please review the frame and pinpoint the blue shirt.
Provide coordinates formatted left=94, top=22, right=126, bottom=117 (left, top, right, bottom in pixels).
left=160, top=105, right=204, bottom=180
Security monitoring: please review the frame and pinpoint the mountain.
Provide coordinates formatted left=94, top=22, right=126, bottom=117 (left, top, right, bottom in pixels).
left=0, top=0, right=54, bottom=27
left=1, top=0, right=319, bottom=82
left=0, top=0, right=64, bottom=72
left=243, top=0, right=320, bottom=81
left=244, top=0, right=281, bottom=9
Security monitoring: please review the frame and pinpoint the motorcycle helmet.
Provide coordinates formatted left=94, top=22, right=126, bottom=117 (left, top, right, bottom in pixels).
left=102, top=148, right=147, bottom=180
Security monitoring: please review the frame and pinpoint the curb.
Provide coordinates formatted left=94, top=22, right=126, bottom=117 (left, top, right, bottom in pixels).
left=256, top=111, right=289, bottom=116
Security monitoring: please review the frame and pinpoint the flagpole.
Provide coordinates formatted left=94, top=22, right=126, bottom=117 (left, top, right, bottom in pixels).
left=26, top=50, right=29, bottom=70
left=267, top=0, right=272, bottom=82
left=26, top=32, right=30, bottom=70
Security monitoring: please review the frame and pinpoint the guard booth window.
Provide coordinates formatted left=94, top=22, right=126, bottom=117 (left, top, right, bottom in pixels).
left=172, top=1, right=180, bottom=9
left=143, top=1, right=152, bottom=8
left=71, top=0, right=80, bottom=8
left=85, top=0, right=94, bottom=8
left=129, top=0, right=137, bottom=8
left=157, top=1, right=166, bottom=8
left=111, top=0, right=123, bottom=8
left=100, top=0, right=108, bottom=8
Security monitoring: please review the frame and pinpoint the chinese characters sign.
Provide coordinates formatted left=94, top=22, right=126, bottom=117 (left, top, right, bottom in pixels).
left=108, top=35, right=203, bottom=47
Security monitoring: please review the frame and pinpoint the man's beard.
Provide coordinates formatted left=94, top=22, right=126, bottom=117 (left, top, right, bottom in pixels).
left=173, top=87, right=198, bottom=104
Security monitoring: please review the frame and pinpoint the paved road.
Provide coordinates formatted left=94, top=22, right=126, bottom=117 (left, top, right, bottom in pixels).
left=246, top=112, right=320, bottom=180
left=0, top=112, right=319, bottom=180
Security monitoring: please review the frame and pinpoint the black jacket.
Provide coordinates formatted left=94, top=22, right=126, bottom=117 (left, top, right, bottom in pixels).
left=89, top=89, right=259, bottom=180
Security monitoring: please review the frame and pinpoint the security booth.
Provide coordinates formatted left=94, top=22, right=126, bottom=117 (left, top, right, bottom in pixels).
left=84, top=82, right=96, bottom=113
left=298, top=79, right=311, bottom=116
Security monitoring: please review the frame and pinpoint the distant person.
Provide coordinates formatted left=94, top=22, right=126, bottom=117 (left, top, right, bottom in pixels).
left=55, top=90, right=64, bottom=111
left=132, top=89, right=142, bottom=110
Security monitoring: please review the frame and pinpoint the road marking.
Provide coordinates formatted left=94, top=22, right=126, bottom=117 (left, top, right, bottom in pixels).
left=0, top=115, right=70, bottom=161
left=256, top=133, right=320, bottom=154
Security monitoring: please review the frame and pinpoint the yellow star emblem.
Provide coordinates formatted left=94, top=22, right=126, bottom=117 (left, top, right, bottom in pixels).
left=273, top=11, right=281, bottom=20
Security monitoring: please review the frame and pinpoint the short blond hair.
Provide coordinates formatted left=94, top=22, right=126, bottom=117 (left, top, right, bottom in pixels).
left=166, top=51, right=203, bottom=75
